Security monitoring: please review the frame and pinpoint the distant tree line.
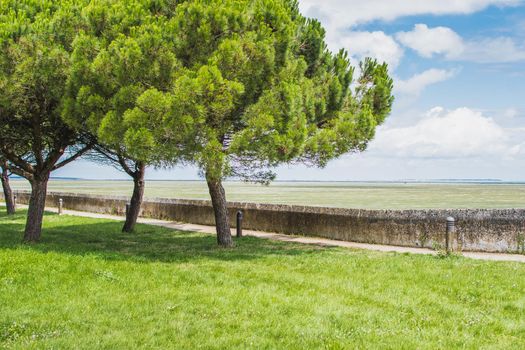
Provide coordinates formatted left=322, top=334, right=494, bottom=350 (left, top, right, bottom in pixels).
left=0, top=0, right=393, bottom=246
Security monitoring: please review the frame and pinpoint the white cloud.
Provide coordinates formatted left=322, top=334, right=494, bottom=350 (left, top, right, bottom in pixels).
left=299, top=2, right=524, bottom=78
left=460, top=37, right=525, bottom=63
left=396, top=24, right=464, bottom=58
left=300, top=0, right=519, bottom=29
left=299, top=1, right=519, bottom=67
left=397, top=24, right=525, bottom=63
left=340, top=31, right=404, bottom=68
left=510, top=142, right=525, bottom=156
left=370, top=107, right=511, bottom=158
left=395, top=69, right=457, bottom=96
left=502, top=108, right=520, bottom=119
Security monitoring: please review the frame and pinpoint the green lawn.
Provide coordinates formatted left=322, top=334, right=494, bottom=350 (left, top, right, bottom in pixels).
left=1, top=211, right=524, bottom=349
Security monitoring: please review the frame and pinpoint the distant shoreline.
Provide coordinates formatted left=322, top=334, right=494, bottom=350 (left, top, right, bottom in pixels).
left=9, top=178, right=525, bottom=184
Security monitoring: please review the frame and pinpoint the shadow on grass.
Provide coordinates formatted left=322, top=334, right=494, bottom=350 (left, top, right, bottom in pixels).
left=0, top=210, right=330, bottom=263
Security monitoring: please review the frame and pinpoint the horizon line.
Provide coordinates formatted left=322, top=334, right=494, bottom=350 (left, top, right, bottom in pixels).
left=9, top=177, right=525, bottom=183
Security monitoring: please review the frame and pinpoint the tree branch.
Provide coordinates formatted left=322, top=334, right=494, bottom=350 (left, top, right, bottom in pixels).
left=0, top=147, right=35, bottom=174
left=117, top=154, right=135, bottom=177
left=6, top=164, right=33, bottom=180
left=51, top=143, right=93, bottom=171
left=92, top=144, right=121, bottom=164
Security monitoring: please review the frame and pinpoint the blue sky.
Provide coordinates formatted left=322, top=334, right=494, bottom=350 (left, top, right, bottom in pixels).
left=56, top=0, right=525, bottom=181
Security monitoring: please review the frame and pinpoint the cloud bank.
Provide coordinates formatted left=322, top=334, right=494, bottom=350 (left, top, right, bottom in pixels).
left=397, top=24, right=525, bottom=63
left=395, top=69, right=458, bottom=96
left=300, top=0, right=519, bottom=28
left=369, top=107, right=523, bottom=158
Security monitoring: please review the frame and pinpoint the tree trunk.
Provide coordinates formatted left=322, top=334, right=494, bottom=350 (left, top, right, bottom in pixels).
left=122, top=164, right=145, bottom=233
left=24, top=176, right=49, bottom=242
left=1, top=165, right=15, bottom=215
left=206, top=174, right=233, bottom=247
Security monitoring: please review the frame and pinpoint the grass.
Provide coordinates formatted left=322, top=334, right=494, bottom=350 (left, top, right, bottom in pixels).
left=1, top=211, right=525, bottom=349
left=9, top=179, right=525, bottom=209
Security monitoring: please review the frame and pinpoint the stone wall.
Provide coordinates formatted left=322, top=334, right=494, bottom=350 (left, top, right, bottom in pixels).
left=12, top=191, right=525, bottom=253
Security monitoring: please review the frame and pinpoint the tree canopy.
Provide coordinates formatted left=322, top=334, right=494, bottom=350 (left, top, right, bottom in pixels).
left=61, top=0, right=186, bottom=232
left=0, top=0, right=93, bottom=241
left=118, top=0, right=394, bottom=245
left=0, top=0, right=393, bottom=245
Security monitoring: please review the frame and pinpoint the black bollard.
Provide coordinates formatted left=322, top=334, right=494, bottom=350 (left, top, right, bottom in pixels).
left=236, top=211, right=243, bottom=238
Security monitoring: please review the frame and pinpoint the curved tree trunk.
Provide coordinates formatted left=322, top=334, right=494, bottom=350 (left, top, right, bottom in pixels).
left=24, top=176, right=49, bottom=242
left=122, top=163, right=145, bottom=233
left=1, top=163, right=15, bottom=215
left=206, top=174, right=233, bottom=247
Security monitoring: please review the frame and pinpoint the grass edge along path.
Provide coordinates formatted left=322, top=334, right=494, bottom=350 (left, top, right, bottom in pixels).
left=8, top=203, right=525, bottom=263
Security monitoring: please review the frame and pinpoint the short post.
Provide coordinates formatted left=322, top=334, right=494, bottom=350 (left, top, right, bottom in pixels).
left=58, top=198, right=63, bottom=215
left=446, top=217, right=455, bottom=254
left=236, top=210, right=243, bottom=238
left=13, top=194, right=16, bottom=210
left=125, top=203, right=130, bottom=218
